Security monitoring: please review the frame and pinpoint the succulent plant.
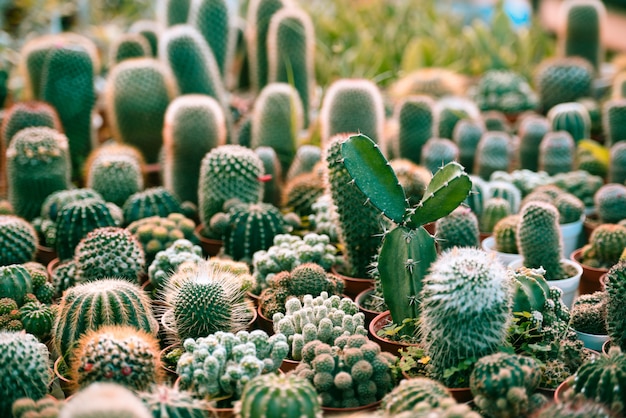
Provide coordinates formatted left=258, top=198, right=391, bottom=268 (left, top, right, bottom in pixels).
left=517, top=115, right=550, bottom=172
left=394, top=95, right=435, bottom=165
left=558, top=0, right=606, bottom=72
left=540, top=131, right=576, bottom=176
left=551, top=170, right=604, bottom=208
left=570, top=291, right=608, bottom=335
left=11, top=396, right=62, bottom=418
left=109, top=33, right=151, bottom=65
left=0, top=101, right=60, bottom=147
left=282, top=170, right=325, bottom=216
left=547, top=102, right=591, bottom=143
left=605, top=260, right=626, bottom=351
left=286, top=144, right=322, bottom=181
left=0, top=215, right=37, bottom=266
left=434, top=205, right=480, bottom=251
left=0, top=264, right=33, bottom=306
left=435, top=96, right=480, bottom=140
left=532, top=398, right=614, bottom=418
left=148, top=238, right=203, bottom=289
left=390, top=159, right=432, bottom=206
left=19, top=301, right=55, bottom=340
left=534, top=57, right=593, bottom=113
left=122, top=187, right=184, bottom=225
left=594, top=183, right=626, bottom=224
left=380, top=377, right=455, bottom=415
left=138, top=384, right=211, bottom=418
left=580, top=223, right=626, bottom=269
left=189, top=0, right=231, bottom=78
left=493, top=215, right=520, bottom=254
left=420, top=137, right=459, bottom=174
left=255, top=146, right=283, bottom=207
left=480, top=197, right=512, bottom=234
left=471, top=69, right=538, bottom=115
left=60, top=382, right=152, bottom=418
left=609, top=141, right=626, bottom=185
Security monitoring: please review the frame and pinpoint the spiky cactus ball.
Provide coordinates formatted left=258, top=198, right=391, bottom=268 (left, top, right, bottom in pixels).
left=594, top=183, right=626, bottom=224
left=0, top=215, right=37, bottom=266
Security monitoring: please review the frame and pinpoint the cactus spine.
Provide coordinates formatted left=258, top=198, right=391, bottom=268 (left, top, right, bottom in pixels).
left=395, top=95, right=435, bottom=165
left=558, top=0, right=606, bottom=72
left=547, top=102, right=591, bottom=143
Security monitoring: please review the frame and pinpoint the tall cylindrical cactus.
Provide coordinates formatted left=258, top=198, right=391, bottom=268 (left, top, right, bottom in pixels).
left=557, top=0, right=606, bottom=73
left=547, top=102, right=591, bottom=143
left=474, top=131, right=511, bottom=180
left=159, top=0, right=192, bottom=27
left=163, top=94, right=227, bottom=204
left=435, top=96, right=480, bottom=140
left=480, top=197, right=512, bottom=234
left=453, top=118, right=484, bottom=173
left=605, top=260, right=626, bottom=351
left=255, top=146, right=283, bottom=207
left=518, top=114, right=550, bottom=171
left=534, top=57, right=593, bottom=113
left=539, top=131, right=575, bottom=176
left=108, top=33, right=151, bottom=66
left=609, top=141, right=626, bottom=184
left=435, top=206, right=480, bottom=251
left=395, top=95, right=435, bottom=165
left=603, top=98, right=626, bottom=147
left=286, top=144, right=321, bottom=181
left=189, top=0, right=231, bottom=78
left=128, top=20, right=160, bottom=56
left=104, top=58, right=179, bottom=164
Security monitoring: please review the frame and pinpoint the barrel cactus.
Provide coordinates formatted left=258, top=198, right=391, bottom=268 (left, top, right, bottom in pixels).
left=0, top=264, right=32, bottom=306
left=471, top=69, right=537, bottom=115
left=60, top=382, right=152, bottom=418
left=579, top=223, right=626, bottom=269
left=594, top=183, right=626, bottom=224
left=122, top=187, right=183, bottom=225
left=434, top=205, right=480, bottom=251
left=0, top=215, right=37, bottom=266
left=480, top=197, right=512, bottom=234
left=493, top=215, right=520, bottom=254
left=534, top=57, right=593, bottom=113
left=109, top=33, right=151, bottom=65
left=547, top=102, right=591, bottom=143
left=380, top=377, right=455, bottom=415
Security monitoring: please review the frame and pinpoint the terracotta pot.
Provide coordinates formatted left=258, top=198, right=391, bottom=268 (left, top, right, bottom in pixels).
left=321, top=400, right=381, bottom=414
left=570, top=248, right=608, bottom=295
left=53, top=357, right=75, bottom=397
left=447, top=386, right=473, bottom=404
left=279, top=358, right=300, bottom=373
left=554, top=378, right=574, bottom=404
left=36, top=244, right=57, bottom=265
left=583, top=214, right=600, bottom=242
left=368, top=311, right=420, bottom=356
left=47, top=257, right=60, bottom=278
left=331, top=266, right=374, bottom=300
left=246, top=291, right=260, bottom=309
left=256, top=304, right=274, bottom=335
left=355, top=287, right=384, bottom=330
left=194, top=224, right=223, bottom=257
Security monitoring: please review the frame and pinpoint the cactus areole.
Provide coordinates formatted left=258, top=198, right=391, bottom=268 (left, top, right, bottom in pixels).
left=341, top=134, right=472, bottom=336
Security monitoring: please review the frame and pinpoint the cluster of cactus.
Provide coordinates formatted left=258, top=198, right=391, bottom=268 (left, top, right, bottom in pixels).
left=469, top=352, right=545, bottom=418
left=293, top=334, right=397, bottom=407
left=551, top=170, right=604, bottom=208
left=390, top=159, right=432, bottom=206
left=474, top=131, right=511, bottom=180
left=517, top=115, right=550, bottom=172
left=570, top=291, right=608, bottom=335
left=380, top=377, right=455, bottom=415
left=594, top=183, right=626, bottom=224
left=493, top=214, right=520, bottom=254
left=61, top=382, right=153, bottom=417
left=471, top=69, right=538, bottom=115
left=308, top=194, right=340, bottom=244
left=147, top=238, right=203, bottom=289
left=176, top=330, right=289, bottom=405
left=127, top=213, right=198, bottom=263
left=0, top=215, right=37, bottom=266
left=138, top=384, right=212, bottom=418
left=24, top=262, right=54, bottom=305
left=604, top=260, right=626, bottom=351
left=420, top=137, right=459, bottom=174
left=12, top=397, right=62, bottom=418
left=434, top=205, right=480, bottom=251
left=479, top=197, right=512, bottom=234
left=579, top=223, right=626, bottom=269
left=391, top=398, right=481, bottom=418
left=282, top=169, right=325, bottom=216
left=122, top=187, right=183, bottom=225
left=534, top=57, right=593, bottom=113
left=0, top=101, right=60, bottom=146
left=272, top=292, right=366, bottom=361
left=0, top=331, right=51, bottom=416
left=547, top=102, right=591, bottom=143
left=394, top=95, right=435, bottom=164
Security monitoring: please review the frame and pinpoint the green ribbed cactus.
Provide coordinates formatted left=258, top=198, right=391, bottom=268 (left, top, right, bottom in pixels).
left=381, top=377, right=454, bottom=415
left=609, top=141, right=626, bottom=184
left=320, top=78, right=385, bottom=146
left=0, top=331, right=50, bottom=417
left=19, top=301, right=54, bottom=339
left=435, top=96, right=480, bottom=140
left=255, top=146, right=283, bottom=206
left=0, top=215, right=37, bottom=266
left=435, top=206, right=480, bottom=251
left=489, top=180, right=521, bottom=213
left=420, top=137, right=459, bottom=174
left=159, top=0, right=191, bottom=26
left=148, top=238, right=203, bottom=289
left=539, top=131, right=575, bottom=175
left=138, top=385, right=211, bottom=418
left=595, top=183, right=626, bottom=223
left=109, top=33, right=151, bottom=66
left=267, top=7, right=314, bottom=127
left=613, top=72, right=626, bottom=100
left=54, top=198, right=117, bottom=261
left=163, top=94, right=226, bottom=205
left=105, top=58, right=179, bottom=163
left=558, top=0, right=606, bottom=72
left=128, top=20, right=160, bottom=56
left=6, top=127, right=71, bottom=221
left=60, top=382, right=152, bottom=418
left=235, top=373, right=321, bottom=418
left=286, top=144, right=321, bottom=181
left=122, top=187, right=183, bottom=225
left=606, top=260, right=626, bottom=350
left=480, top=197, right=512, bottom=234
left=73, top=227, right=145, bottom=283
left=535, top=57, right=594, bottom=113
left=494, top=215, right=520, bottom=254
left=471, top=69, right=538, bottom=115
left=453, top=119, right=484, bottom=172
left=474, top=131, right=511, bottom=180
left=518, top=115, right=550, bottom=171
left=547, top=102, right=591, bottom=144
left=420, top=247, right=511, bottom=387
left=603, top=99, right=626, bottom=148
left=395, top=95, right=435, bottom=165
left=251, top=82, right=304, bottom=177
left=52, top=278, right=158, bottom=360
left=517, top=201, right=566, bottom=281
left=69, top=325, right=161, bottom=391
left=189, top=0, right=230, bottom=78
left=127, top=213, right=198, bottom=263
left=482, top=110, right=510, bottom=132
left=470, top=352, right=543, bottom=418
left=0, top=101, right=60, bottom=147
left=40, top=188, right=102, bottom=222
left=0, top=264, right=32, bottom=307
left=580, top=223, right=626, bottom=269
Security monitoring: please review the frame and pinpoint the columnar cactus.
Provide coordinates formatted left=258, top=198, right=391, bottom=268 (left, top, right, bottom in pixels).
left=163, top=94, right=227, bottom=205
left=474, top=131, right=511, bottom=180
left=105, top=58, right=179, bottom=163
left=435, top=96, right=480, bottom=140
left=126, top=213, right=198, bottom=263
left=6, top=127, right=71, bottom=221
left=109, top=33, right=151, bottom=66
left=159, top=0, right=191, bottom=26
left=235, top=373, right=322, bottom=418
left=547, top=102, right=591, bottom=144
left=394, top=95, right=435, bottom=165
left=189, top=0, right=231, bottom=78
left=434, top=205, right=480, bottom=251
left=539, top=131, right=575, bottom=176
left=52, top=278, right=158, bottom=360
left=251, top=83, right=304, bottom=176
left=570, top=291, right=607, bottom=334
left=493, top=215, right=520, bottom=254
left=609, top=141, right=626, bottom=184
left=0, top=215, right=37, bottom=266
left=380, top=377, right=455, bottom=415
left=517, top=114, right=550, bottom=171
left=453, top=119, right=484, bottom=172
left=594, top=183, right=626, bottom=224
left=480, top=197, right=512, bottom=234
left=128, top=20, right=160, bottom=56
left=0, top=331, right=50, bottom=416
left=122, top=187, right=183, bottom=225
left=534, top=57, right=594, bottom=113
left=255, top=146, right=283, bottom=206
left=319, top=78, right=385, bottom=146
left=420, top=137, right=459, bottom=174
left=558, top=0, right=606, bottom=72
left=60, top=382, right=153, bottom=418
left=286, top=144, right=321, bottom=181
left=0, top=101, right=60, bottom=147
left=482, top=110, right=510, bottom=133
left=148, top=238, right=204, bottom=289
left=605, top=260, right=626, bottom=350
left=603, top=98, right=626, bottom=148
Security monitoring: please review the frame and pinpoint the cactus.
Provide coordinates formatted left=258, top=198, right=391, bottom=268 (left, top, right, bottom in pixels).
left=380, top=377, right=454, bottom=415
left=0, top=331, right=50, bottom=416
left=603, top=99, right=626, bottom=148
left=148, top=238, right=204, bottom=289
left=547, top=102, right=591, bottom=143
left=0, top=264, right=32, bottom=306
left=534, top=57, right=594, bottom=113
left=390, top=159, right=432, bottom=206
left=0, top=215, right=37, bottom=266
left=138, top=385, right=212, bottom=418
left=474, top=131, right=511, bottom=180
left=605, top=261, right=626, bottom=350
left=488, top=180, right=522, bottom=212
left=581, top=223, right=626, bottom=269
left=11, top=397, right=62, bottom=418
left=482, top=110, right=510, bottom=133
left=539, top=131, right=575, bottom=176
left=286, top=144, right=321, bottom=181
left=595, top=183, right=626, bottom=224
left=6, top=127, right=71, bottom=221
left=128, top=20, right=160, bottom=56
left=319, top=78, right=385, bottom=146
left=435, top=206, right=480, bottom=251
left=576, top=138, right=610, bottom=178
left=282, top=170, right=324, bottom=216
left=122, top=187, right=183, bottom=225
left=60, top=382, right=152, bottom=418
left=420, top=137, right=459, bottom=174
left=533, top=398, right=614, bottom=418
left=480, top=197, right=511, bottom=234
left=251, top=83, right=304, bottom=177
left=0, top=101, right=61, bottom=147
left=159, top=0, right=191, bottom=26
left=395, top=95, right=435, bottom=165
left=109, top=33, right=151, bottom=65
left=189, top=0, right=231, bottom=78
left=471, top=69, right=538, bottom=115
left=558, top=0, right=606, bottom=72
left=554, top=192, right=585, bottom=224
left=435, top=96, right=480, bottom=140
left=19, top=301, right=54, bottom=339
left=469, top=352, right=543, bottom=418
left=73, top=227, right=145, bottom=283
left=257, top=146, right=283, bottom=206
left=494, top=215, right=520, bottom=254
left=453, top=119, right=484, bottom=172
left=104, top=58, right=179, bottom=164
left=420, top=247, right=511, bottom=386
left=69, top=325, right=162, bottom=391
left=570, top=291, right=608, bottom=334
left=609, top=141, right=626, bottom=184
left=551, top=169, right=604, bottom=208
left=517, top=115, right=550, bottom=172
left=52, top=278, right=158, bottom=360
left=235, top=373, right=322, bottom=418
left=163, top=94, right=227, bottom=205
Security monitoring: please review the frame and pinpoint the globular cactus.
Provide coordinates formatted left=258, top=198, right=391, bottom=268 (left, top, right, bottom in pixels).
left=267, top=6, right=315, bottom=127
left=109, top=33, right=151, bottom=66
left=198, top=144, right=264, bottom=230
left=0, top=331, right=50, bottom=417
left=557, top=0, right=606, bottom=73
left=554, top=192, right=585, bottom=224
left=613, top=71, right=626, bottom=100
left=469, top=352, right=543, bottom=418
left=235, top=373, right=322, bottom=418
left=517, top=114, right=550, bottom=172
left=488, top=180, right=522, bottom=213
left=128, top=20, right=160, bottom=56
left=609, top=141, right=626, bottom=184
left=0, top=215, right=37, bottom=266
left=482, top=110, right=510, bottom=133
left=282, top=170, right=325, bottom=216
left=453, top=118, right=484, bottom=172
left=605, top=260, right=626, bottom=351
left=534, top=57, right=594, bottom=113
left=480, top=197, right=512, bottom=234
left=551, top=169, right=604, bottom=208
left=319, top=79, right=385, bottom=146
left=390, top=159, right=432, bottom=206
left=69, top=325, right=162, bottom=391
left=73, top=227, right=145, bottom=283
left=251, top=82, right=304, bottom=177
left=570, top=291, right=608, bottom=335
left=594, top=183, right=626, bottom=224
left=395, top=95, right=435, bottom=165
left=19, top=301, right=55, bottom=340
left=148, top=238, right=204, bottom=289
left=163, top=94, right=227, bottom=205
left=435, top=96, right=480, bottom=140
left=52, top=278, right=158, bottom=360
left=581, top=223, right=626, bottom=269
left=60, top=382, right=152, bottom=418
left=420, top=137, right=459, bottom=174
left=11, top=397, right=62, bottom=418
left=435, top=205, right=480, bottom=251
left=532, top=398, right=614, bottom=418
left=474, top=131, right=511, bottom=180
left=603, top=99, right=626, bottom=148
left=547, top=102, right=591, bottom=145
left=104, top=58, right=179, bottom=164
left=6, top=127, right=71, bottom=221
left=188, top=0, right=231, bottom=78
left=138, top=385, right=212, bottom=418
left=0, top=264, right=33, bottom=305
left=493, top=215, right=520, bottom=254
left=380, top=377, right=455, bottom=416
left=539, top=131, right=576, bottom=176
left=0, top=101, right=60, bottom=147
left=471, top=69, right=538, bottom=116
left=420, top=247, right=511, bottom=386
left=122, top=187, right=183, bottom=225
left=286, top=144, right=321, bottom=181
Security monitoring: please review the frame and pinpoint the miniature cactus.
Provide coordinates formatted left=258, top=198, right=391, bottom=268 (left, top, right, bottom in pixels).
left=390, top=159, right=432, bottom=206
left=105, top=58, right=179, bottom=164
left=435, top=205, right=480, bottom=251
left=533, top=398, right=614, bottom=418
left=148, top=238, right=203, bottom=289
left=0, top=264, right=32, bottom=305
left=159, top=0, right=191, bottom=26
left=435, top=96, right=480, bottom=140
left=138, top=384, right=211, bottom=418
left=122, top=187, right=183, bottom=225
left=534, top=57, right=594, bottom=113
left=282, top=170, right=324, bottom=216
left=286, top=144, right=321, bottom=181
left=0, top=101, right=60, bottom=147
left=603, top=99, right=626, bottom=148
left=0, top=331, right=50, bottom=416
left=19, top=301, right=54, bottom=340
left=109, top=33, right=151, bottom=65
left=453, top=119, right=484, bottom=172
left=52, top=278, right=158, bottom=360
left=482, top=110, right=510, bottom=133
left=255, top=146, right=284, bottom=206
left=163, top=94, right=227, bottom=205
left=580, top=223, right=626, bottom=269
left=6, top=127, right=71, bottom=221
left=517, top=115, right=550, bottom=171
left=471, top=69, right=538, bottom=115
left=127, top=213, right=198, bottom=263
left=11, top=397, right=62, bottom=418
left=129, top=20, right=159, bottom=56
left=189, top=0, right=231, bottom=78
left=60, top=382, right=152, bottom=418
left=395, top=95, right=435, bottom=165
left=605, top=261, right=626, bottom=350
left=480, top=197, right=512, bottom=234
left=0, top=215, right=37, bottom=266
left=319, top=78, right=385, bottom=146
left=558, top=0, right=606, bottom=72
left=494, top=215, right=520, bottom=254
left=595, top=183, right=626, bottom=224
left=547, top=102, right=591, bottom=143
left=570, top=291, right=607, bottom=335
left=380, top=377, right=455, bottom=415
left=539, top=131, right=575, bottom=176
left=69, top=325, right=162, bottom=391
left=609, top=141, right=626, bottom=184
left=474, top=131, right=511, bottom=180
left=420, top=137, right=459, bottom=174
